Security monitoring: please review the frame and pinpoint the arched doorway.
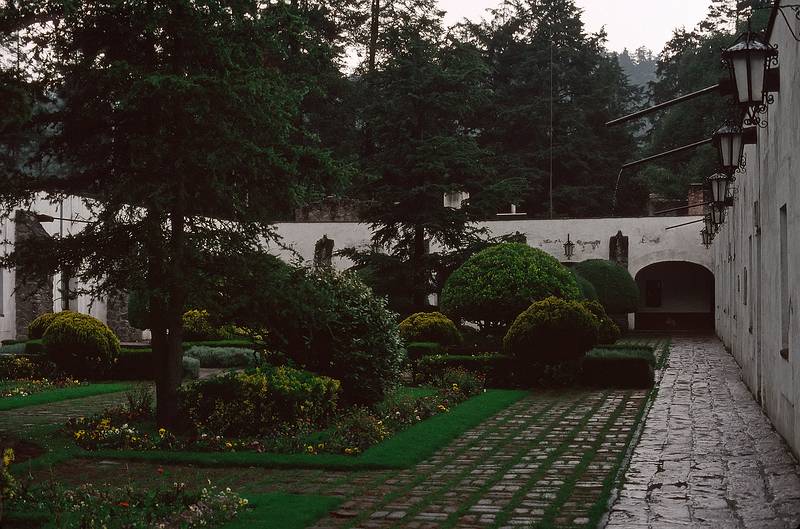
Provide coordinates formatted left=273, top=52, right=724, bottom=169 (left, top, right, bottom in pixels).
left=634, top=261, right=715, bottom=331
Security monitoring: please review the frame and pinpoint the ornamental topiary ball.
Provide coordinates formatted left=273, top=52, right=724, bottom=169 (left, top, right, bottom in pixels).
left=581, top=300, right=621, bottom=345
left=43, top=312, right=121, bottom=379
left=572, top=259, right=639, bottom=314
left=570, top=270, right=599, bottom=302
left=503, top=296, right=599, bottom=365
left=28, top=311, right=66, bottom=339
left=440, top=243, right=581, bottom=327
left=399, top=312, right=462, bottom=346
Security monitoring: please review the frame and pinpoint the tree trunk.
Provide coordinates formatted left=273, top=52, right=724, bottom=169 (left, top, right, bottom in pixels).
left=368, top=0, right=380, bottom=74
left=412, top=224, right=426, bottom=309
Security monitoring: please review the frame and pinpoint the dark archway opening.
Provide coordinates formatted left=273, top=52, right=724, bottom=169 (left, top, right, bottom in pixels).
left=634, top=261, right=715, bottom=331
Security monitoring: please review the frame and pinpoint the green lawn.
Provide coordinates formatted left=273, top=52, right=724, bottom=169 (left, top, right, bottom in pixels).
left=84, top=389, right=528, bottom=470
left=0, top=383, right=133, bottom=411
left=220, top=493, right=342, bottom=529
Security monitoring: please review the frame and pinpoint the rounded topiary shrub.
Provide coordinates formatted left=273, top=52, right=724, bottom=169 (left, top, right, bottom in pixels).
left=28, top=311, right=65, bottom=339
left=581, top=300, right=621, bottom=345
left=399, top=312, right=462, bottom=346
left=43, top=312, right=121, bottom=378
left=440, top=243, right=581, bottom=327
left=503, top=296, right=599, bottom=365
left=570, top=270, right=598, bottom=302
left=572, top=259, right=639, bottom=314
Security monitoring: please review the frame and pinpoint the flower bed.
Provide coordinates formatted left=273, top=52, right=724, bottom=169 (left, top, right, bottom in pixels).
left=0, top=377, right=83, bottom=399
left=64, top=368, right=485, bottom=458
left=4, top=468, right=248, bottom=529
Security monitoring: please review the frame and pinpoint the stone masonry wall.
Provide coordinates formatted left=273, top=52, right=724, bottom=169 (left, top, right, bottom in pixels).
left=106, top=291, right=142, bottom=342
left=13, top=211, right=54, bottom=339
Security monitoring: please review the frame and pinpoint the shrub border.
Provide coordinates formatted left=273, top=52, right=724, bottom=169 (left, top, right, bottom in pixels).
left=80, top=389, right=528, bottom=470
left=0, top=383, right=133, bottom=411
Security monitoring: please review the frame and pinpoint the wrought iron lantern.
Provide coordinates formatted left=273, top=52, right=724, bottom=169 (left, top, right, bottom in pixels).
left=563, top=234, right=575, bottom=260
left=701, top=228, right=713, bottom=248
left=713, top=123, right=745, bottom=174
left=722, top=28, right=777, bottom=109
left=707, top=173, right=733, bottom=205
left=704, top=214, right=716, bottom=236
left=711, top=202, right=727, bottom=226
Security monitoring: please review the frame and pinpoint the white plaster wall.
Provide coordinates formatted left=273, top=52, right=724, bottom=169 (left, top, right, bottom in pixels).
left=714, top=0, right=800, bottom=456
left=273, top=216, right=711, bottom=279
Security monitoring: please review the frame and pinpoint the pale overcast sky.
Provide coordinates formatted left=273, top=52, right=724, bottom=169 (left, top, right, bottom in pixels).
left=438, top=0, right=713, bottom=54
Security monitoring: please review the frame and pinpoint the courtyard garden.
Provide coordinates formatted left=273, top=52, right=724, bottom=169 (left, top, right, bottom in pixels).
left=0, top=242, right=673, bottom=528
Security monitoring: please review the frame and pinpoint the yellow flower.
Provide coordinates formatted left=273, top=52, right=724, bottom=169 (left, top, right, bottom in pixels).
left=2, top=448, right=14, bottom=467
left=158, top=428, right=167, bottom=437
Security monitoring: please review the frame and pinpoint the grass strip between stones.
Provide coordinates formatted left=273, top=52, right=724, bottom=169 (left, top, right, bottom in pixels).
left=436, top=391, right=612, bottom=529
left=0, top=383, right=134, bottom=411
left=77, top=389, right=528, bottom=470
left=339, top=393, right=558, bottom=529
left=532, top=392, right=634, bottom=528
left=382, top=392, right=590, bottom=529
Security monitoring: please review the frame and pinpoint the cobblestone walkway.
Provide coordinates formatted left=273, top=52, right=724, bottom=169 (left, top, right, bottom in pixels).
left=607, top=335, right=800, bottom=529
left=309, top=389, right=648, bottom=529
left=0, top=388, right=138, bottom=435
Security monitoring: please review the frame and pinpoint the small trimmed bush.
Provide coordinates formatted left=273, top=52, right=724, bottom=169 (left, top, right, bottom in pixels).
left=570, top=270, right=598, bottom=301
left=184, top=346, right=258, bottom=368
left=28, top=311, right=64, bottom=339
left=399, top=312, right=461, bottom=346
left=503, top=296, right=599, bottom=365
left=182, top=356, right=200, bottom=380
left=178, top=365, right=341, bottom=437
left=43, top=312, right=121, bottom=379
left=581, top=300, right=621, bottom=345
left=182, top=309, right=234, bottom=341
left=581, top=347, right=654, bottom=388
left=573, top=259, right=639, bottom=314
left=441, top=243, right=581, bottom=327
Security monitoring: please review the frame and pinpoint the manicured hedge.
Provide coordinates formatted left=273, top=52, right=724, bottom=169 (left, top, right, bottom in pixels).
left=580, top=346, right=654, bottom=388
left=184, top=346, right=258, bottom=368
left=417, top=353, right=515, bottom=387
left=572, top=259, right=639, bottom=314
left=406, top=342, right=443, bottom=362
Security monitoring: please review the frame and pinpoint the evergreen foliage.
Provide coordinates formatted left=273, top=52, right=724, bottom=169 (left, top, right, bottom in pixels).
left=0, top=1, right=348, bottom=426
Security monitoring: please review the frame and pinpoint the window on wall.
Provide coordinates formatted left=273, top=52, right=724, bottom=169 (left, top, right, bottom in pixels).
left=780, top=204, right=790, bottom=359
left=743, top=267, right=748, bottom=306
left=645, top=280, right=662, bottom=308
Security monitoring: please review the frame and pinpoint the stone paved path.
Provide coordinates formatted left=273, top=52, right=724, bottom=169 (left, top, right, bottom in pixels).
left=309, top=388, right=648, bottom=529
left=607, top=335, right=800, bottom=529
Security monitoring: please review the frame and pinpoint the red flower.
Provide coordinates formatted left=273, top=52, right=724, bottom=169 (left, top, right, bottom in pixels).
left=118, top=501, right=129, bottom=508
left=157, top=467, right=164, bottom=474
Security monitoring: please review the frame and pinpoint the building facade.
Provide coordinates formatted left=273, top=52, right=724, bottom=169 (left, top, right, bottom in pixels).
left=713, top=0, right=800, bottom=456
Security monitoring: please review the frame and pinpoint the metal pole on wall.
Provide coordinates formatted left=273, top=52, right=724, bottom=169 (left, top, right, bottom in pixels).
left=549, top=34, right=554, bottom=219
